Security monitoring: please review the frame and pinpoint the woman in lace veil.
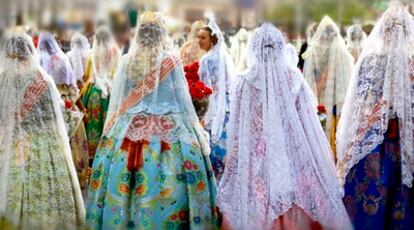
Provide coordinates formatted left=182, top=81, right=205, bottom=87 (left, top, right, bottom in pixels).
left=216, top=23, right=351, bottom=230
left=180, top=20, right=206, bottom=66
left=346, top=24, right=366, bottom=62
left=198, top=19, right=236, bottom=181
left=297, top=22, right=318, bottom=71
left=38, top=32, right=89, bottom=188
left=0, top=30, right=85, bottom=229
left=67, top=32, right=90, bottom=88
left=81, top=26, right=120, bottom=164
left=86, top=12, right=219, bottom=229
left=337, top=4, right=414, bottom=229
left=230, top=28, right=250, bottom=71
left=303, top=16, right=354, bottom=159
left=38, top=32, right=78, bottom=96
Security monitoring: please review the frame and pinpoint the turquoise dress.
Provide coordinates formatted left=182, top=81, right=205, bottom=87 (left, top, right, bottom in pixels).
left=86, top=54, right=219, bottom=230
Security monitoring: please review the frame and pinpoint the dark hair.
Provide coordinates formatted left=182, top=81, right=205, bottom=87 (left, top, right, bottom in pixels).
left=201, top=26, right=218, bottom=45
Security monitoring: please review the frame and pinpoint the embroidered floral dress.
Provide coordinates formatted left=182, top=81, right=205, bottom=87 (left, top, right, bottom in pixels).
left=86, top=52, right=219, bottom=229
left=0, top=32, right=85, bottom=229
left=198, top=21, right=235, bottom=181
left=81, top=26, right=120, bottom=162
left=336, top=5, right=414, bottom=230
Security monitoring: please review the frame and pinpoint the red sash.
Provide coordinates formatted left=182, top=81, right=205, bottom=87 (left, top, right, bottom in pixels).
left=103, top=56, right=181, bottom=134
left=19, top=73, right=49, bottom=119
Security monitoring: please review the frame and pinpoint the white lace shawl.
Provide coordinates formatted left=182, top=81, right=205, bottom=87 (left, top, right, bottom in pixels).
left=198, top=20, right=236, bottom=143
left=346, top=24, right=366, bottom=61
left=303, top=16, right=354, bottom=135
left=67, top=32, right=90, bottom=82
left=90, top=26, right=120, bottom=97
left=230, top=28, right=250, bottom=71
left=216, top=23, right=352, bottom=230
left=0, top=31, right=84, bottom=227
left=38, top=32, right=77, bottom=87
left=337, top=4, right=414, bottom=187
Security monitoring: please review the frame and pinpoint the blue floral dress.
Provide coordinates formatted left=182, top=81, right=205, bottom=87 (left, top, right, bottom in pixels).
left=343, top=119, right=414, bottom=230
left=86, top=56, right=220, bottom=230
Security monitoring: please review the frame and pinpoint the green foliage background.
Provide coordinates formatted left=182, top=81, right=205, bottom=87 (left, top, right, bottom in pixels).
left=266, top=0, right=389, bottom=35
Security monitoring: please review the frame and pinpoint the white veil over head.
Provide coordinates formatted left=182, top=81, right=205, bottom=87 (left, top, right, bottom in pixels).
left=188, top=20, right=205, bottom=41
left=217, top=23, right=351, bottom=230
left=0, top=30, right=84, bottom=228
left=106, top=11, right=168, bottom=125
left=90, top=26, right=120, bottom=97
left=38, top=32, right=77, bottom=87
left=198, top=19, right=236, bottom=143
left=303, top=16, right=354, bottom=135
left=67, top=32, right=90, bottom=82
left=306, top=22, right=319, bottom=43
left=230, top=28, right=250, bottom=71
left=337, top=3, right=414, bottom=187
left=105, top=11, right=167, bottom=127
left=104, top=11, right=210, bottom=154
left=180, top=20, right=205, bottom=65
left=346, top=24, right=366, bottom=61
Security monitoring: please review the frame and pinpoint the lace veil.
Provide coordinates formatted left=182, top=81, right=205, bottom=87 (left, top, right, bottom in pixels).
left=337, top=3, right=414, bottom=187
left=103, top=12, right=210, bottom=153
left=216, top=23, right=351, bottom=229
left=198, top=19, right=236, bottom=143
left=230, top=28, right=250, bottom=71
left=67, top=32, right=90, bottom=82
left=90, top=26, right=120, bottom=97
left=303, top=16, right=354, bottom=134
left=180, top=20, right=205, bottom=65
left=346, top=24, right=366, bottom=61
left=0, top=30, right=84, bottom=228
left=38, top=32, right=77, bottom=87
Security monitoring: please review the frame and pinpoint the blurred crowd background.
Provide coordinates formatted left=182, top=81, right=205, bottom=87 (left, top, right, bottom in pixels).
left=0, top=0, right=413, bottom=50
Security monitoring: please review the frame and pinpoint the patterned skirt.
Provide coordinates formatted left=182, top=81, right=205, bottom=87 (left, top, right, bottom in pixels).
left=208, top=113, right=229, bottom=182
left=3, top=130, right=84, bottom=229
left=343, top=119, right=414, bottom=230
left=86, top=114, right=220, bottom=230
left=81, top=83, right=109, bottom=162
left=70, top=122, right=89, bottom=188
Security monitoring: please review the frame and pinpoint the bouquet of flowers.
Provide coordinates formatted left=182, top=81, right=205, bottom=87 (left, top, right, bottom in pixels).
left=183, top=61, right=213, bottom=119
left=317, top=104, right=327, bottom=130
left=62, top=98, right=84, bottom=137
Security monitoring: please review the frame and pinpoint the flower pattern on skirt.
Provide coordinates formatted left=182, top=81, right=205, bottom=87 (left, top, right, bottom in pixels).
left=81, top=83, right=109, bottom=162
left=86, top=114, right=220, bottom=230
left=343, top=119, right=414, bottom=230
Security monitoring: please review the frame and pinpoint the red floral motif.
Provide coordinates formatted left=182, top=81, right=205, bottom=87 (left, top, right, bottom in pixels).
left=364, top=153, right=381, bottom=180
left=119, top=184, right=130, bottom=193
left=125, top=115, right=176, bottom=142
left=377, top=185, right=387, bottom=197
left=159, top=117, right=175, bottom=130
left=171, top=214, right=178, bottom=221
left=178, top=210, right=187, bottom=220
left=184, top=160, right=193, bottom=170
left=356, top=183, right=368, bottom=194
